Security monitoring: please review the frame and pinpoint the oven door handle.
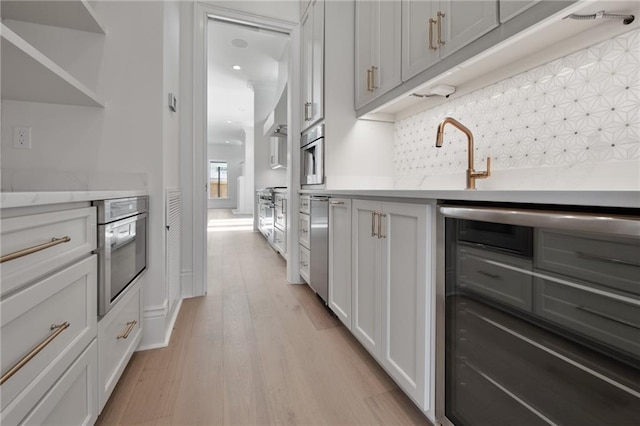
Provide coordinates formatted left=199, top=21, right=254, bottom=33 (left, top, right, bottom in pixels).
left=438, top=205, right=640, bottom=237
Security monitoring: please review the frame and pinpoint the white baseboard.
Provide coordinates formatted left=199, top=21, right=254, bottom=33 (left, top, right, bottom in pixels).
left=138, top=297, right=184, bottom=351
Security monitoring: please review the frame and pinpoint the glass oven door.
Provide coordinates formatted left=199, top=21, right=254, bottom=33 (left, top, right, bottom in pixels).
left=99, top=212, right=147, bottom=315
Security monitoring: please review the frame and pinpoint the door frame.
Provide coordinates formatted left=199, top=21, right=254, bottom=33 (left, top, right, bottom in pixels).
left=191, top=3, right=299, bottom=297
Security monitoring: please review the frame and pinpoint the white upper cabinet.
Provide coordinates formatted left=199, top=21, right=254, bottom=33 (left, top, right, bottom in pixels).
left=301, top=0, right=324, bottom=130
left=355, top=0, right=402, bottom=109
left=499, top=0, right=540, bottom=23
left=402, top=0, right=498, bottom=82
left=0, top=0, right=105, bottom=107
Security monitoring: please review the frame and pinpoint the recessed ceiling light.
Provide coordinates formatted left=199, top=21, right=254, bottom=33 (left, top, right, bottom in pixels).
left=232, top=65, right=241, bottom=70
left=231, top=38, right=248, bottom=48
left=227, top=120, right=232, bottom=123
left=225, top=141, right=230, bottom=144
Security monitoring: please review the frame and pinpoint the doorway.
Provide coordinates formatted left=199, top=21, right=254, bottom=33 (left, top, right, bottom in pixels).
left=193, top=8, right=296, bottom=298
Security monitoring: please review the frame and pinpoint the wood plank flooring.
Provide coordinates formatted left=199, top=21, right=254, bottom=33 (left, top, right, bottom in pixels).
left=96, top=209, right=431, bottom=425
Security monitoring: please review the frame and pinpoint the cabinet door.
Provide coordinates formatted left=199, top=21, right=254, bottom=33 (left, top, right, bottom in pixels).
left=380, top=201, right=431, bottom=410
left=301, top=8, right=313, bottom=129
left=356, top=0, right=402, bottom=108
left=401, top=0, right=438, bottom=82
left=351, top=200, right=382, bottom=357
left=310, top=0, right=324, bottom=125
left=439, top=0, right=498, bottom=59
left=329, top=198, right=352, bottom=329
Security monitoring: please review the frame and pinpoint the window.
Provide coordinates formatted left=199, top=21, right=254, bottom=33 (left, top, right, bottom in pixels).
left=209, top=161, right=228, bottom=199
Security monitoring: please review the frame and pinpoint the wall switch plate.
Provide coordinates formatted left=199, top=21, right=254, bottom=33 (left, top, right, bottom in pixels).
left=13, top=127, right=32, bottom=149
left=168, top=93, right=177, bottom=112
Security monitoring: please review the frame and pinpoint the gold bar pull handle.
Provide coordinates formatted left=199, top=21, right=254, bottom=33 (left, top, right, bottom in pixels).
left=117, top=320, right=137, bottom=340
left=437, top=11, right=445, bottom=45
left=371, top=66, right=378, bottom=90
left=378, top=213, right=387, bottom=239
left=371, top=212, right=377, bottom=238
left=0, top=236, right=71, bottom=264
left=367, top=68, right=373, bottom=92
left=0, top=322, right=70, bottom=385
left=428, top=18, right=437, bottom=50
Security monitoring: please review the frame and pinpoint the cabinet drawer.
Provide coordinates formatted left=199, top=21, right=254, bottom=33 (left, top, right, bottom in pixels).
left=300, top=246, right=310, bottom=284
left=275, top=207, right=286, bottom=231
left=0, top=255, right=97, bottom=419
left=1, top=207, right=96, bottom=296
left=16, top=340, right=98, bottom=426
left=274, top=227, right=286, bottom=256
left=98, top=281, right=142, bottom=411
left=534, top=274, right=640, bottom=358
left=299, top=213, right=310, bottom=248
left=457, top=245, right=533, bottom=312
left=300, top=195, right=310, bottom=214
left=535, top=229, right=640, bottom=296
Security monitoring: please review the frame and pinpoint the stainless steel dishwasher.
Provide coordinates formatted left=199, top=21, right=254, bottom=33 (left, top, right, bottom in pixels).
left=309, top=196, right=329, bottom=303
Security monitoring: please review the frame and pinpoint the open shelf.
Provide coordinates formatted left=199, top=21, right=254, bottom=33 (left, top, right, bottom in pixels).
left=1, top=0, right=105, bottom=34
left=1, top=24, right=104, bottom=107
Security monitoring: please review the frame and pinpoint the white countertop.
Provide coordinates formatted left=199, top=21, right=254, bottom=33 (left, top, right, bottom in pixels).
left=1, top=190, right=149, bottom=209
left=299, top=190, right=640, bottom=209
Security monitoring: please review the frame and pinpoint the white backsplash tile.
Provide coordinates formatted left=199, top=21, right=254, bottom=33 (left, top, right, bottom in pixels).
left=394, top=28, right=640, bottom=190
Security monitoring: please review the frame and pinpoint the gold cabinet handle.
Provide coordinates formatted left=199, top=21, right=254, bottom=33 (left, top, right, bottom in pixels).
left=304, top=102, right=313, bottom=121
left=428, top=18, right=437, bottom=50
left=371, top=212, right=377, bottom=237
left=329, top=201, right=344, bottom=206
left=367, top=68, right=373, bottom=92
left=0, top=322, right=70, bottom=385
left=117, top=320, right=137, bottom=339
left=437, top=11, right=445, bottom=45
left=377, top=212, right=387, bottom=239
left=371, top=66, right=378, bottom=90
left=0, top=236, right=71, bottom=264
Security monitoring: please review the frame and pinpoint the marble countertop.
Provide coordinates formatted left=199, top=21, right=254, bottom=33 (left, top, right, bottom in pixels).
left=1, top=190, right=149, bottom=209
left=299, top=190, right=640, bottom=209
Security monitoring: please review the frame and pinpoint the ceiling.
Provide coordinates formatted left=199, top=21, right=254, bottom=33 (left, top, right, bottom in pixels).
left=207, top=18, right=289, bottom=146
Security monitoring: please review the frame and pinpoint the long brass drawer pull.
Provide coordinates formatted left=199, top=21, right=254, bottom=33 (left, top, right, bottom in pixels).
left=0, top=322, right=70, bottom=385
left=367, top=68, right=373, bottom=92
left=576, top=306, right=640, bottom=330
left=576, top=251, right=639, bottom=268
left=117, top=320, right=137, bottom=340
left=478, top=270, right=501, bottom=280
left=0, top=236, right=71, bottom=264
left=329, top=201, right=344, bottom=206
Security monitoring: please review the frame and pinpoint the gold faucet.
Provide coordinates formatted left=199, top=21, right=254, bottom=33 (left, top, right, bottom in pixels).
left=435, top=117, right=491, bottom=190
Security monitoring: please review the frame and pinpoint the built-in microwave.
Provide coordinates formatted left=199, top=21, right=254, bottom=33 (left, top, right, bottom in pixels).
left=300, top=123, right=324, bottom=186
left=93, top=197, right=148, bottom=316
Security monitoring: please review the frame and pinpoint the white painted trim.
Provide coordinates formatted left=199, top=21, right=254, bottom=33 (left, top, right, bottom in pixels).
left=191, top=2, right=298, bottom=297
left=137, top=299, right=179, bottom=351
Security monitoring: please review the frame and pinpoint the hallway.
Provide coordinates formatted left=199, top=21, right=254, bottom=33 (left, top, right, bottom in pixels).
left=96, top=210, right=430, bottom=425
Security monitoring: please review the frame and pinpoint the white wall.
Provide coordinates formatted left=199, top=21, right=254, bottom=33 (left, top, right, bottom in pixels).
left=323, top=1, right=395, bottom=190
left=253, top=83, right=287, bottom=191
left=207, top=143, right=244, bottom=209
left=1, top=1, right=182, bottom=349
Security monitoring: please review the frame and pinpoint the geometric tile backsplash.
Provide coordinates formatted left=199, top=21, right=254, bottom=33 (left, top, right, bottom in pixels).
left=394, top=28, right=640, bottom=180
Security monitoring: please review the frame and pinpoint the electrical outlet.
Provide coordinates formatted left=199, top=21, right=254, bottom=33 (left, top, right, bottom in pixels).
left=13, top=127, right=32, bottom=149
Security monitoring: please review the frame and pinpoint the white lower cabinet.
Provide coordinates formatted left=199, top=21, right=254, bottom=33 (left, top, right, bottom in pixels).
left=20, top=340, right=98, bottom=426
left=328, top=198, right=352, bottom=328
left=98, top=279, right=143, bottom=411
left=351, top=199, right=433, bottom=412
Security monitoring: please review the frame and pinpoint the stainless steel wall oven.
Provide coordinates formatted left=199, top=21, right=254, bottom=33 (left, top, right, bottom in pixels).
left=300, top=123, right=324, bottom=186
left=437, top=204, right=640, bottom=426
left=94, top=197, right=148, bottom=316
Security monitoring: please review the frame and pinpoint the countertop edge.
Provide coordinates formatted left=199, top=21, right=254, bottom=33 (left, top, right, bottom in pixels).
left=1, top=190, right=149, bottom=209
left=299, top=190, right=640, bottom=209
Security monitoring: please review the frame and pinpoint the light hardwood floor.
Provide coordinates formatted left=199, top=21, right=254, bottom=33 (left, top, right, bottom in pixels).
left=96, top=209, right=431, bottom=425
